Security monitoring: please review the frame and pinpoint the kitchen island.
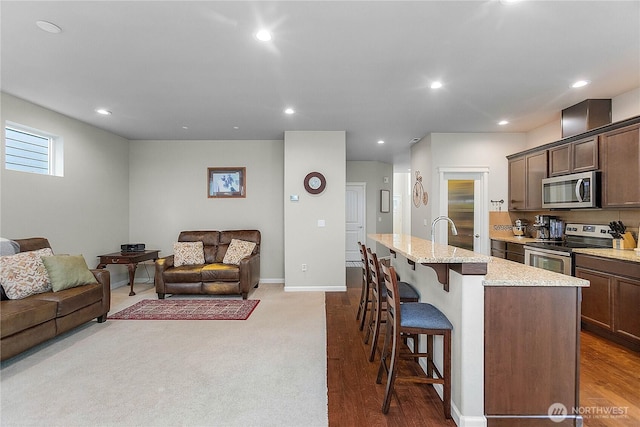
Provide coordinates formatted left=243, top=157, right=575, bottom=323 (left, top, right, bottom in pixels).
left=369, top=233, right=588, bottom=427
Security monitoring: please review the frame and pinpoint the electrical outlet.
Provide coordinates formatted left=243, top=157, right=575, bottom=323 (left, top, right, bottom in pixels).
left=301, top=264, right=307, bottom=272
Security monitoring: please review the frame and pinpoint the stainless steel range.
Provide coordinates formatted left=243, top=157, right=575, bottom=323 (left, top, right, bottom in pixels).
left=524, top=223, right=612, bottom=275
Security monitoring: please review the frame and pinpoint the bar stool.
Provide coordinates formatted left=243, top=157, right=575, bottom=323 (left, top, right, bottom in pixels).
left=376, top=263, right=452, bottom=419
left=356, top=242, right=371, bottom=331
left=364, top=248, right=419, bottom=362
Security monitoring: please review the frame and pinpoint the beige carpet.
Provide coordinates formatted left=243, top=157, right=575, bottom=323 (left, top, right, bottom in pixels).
left=0, top=284, right=328, bottom=426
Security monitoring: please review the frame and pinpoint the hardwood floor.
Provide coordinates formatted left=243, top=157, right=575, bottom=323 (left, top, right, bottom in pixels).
left=326, top=268, right=640, bottom=427
left=580, top=331, right=640, bottom=427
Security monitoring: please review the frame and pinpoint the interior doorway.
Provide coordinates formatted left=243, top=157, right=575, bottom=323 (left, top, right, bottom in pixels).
left=345, top=182, right=366, bottom=262
left=438, top=168, right=489, bottom=255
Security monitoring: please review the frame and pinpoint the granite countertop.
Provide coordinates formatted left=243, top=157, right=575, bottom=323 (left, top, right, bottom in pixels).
left=369, top=233, right=491, bottom=264
left=370, top=233, right=588, bottom=288
left=573, top=248, right=640, bottom=263
left=484, top=257, right=589, bottom=287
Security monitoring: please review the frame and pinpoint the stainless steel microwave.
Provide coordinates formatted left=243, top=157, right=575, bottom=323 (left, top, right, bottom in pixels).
left=542, top=171, right=599, bottom=209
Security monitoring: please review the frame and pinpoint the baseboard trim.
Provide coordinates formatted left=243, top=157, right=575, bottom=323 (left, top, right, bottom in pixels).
left=285, top=285, right=347, bottom=292
left=259, top=278, right=285, bottom=284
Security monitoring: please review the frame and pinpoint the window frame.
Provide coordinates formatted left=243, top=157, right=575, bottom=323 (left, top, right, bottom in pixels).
left=4, top=122, right=63, bottom=177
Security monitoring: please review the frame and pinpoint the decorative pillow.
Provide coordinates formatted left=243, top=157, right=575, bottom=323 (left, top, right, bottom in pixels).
left=223, top=239, right=256, bottom=265
left=173, top=241, right=205, bottom=267
left=41, top=255, right=98, bottom=292
left=0, top=248, right=54, bottom=299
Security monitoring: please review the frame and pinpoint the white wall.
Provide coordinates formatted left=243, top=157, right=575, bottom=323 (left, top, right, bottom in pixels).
left=346, top=160, right=393, bottom=255
left=526, top=86, right=640, bottom=148
left=411, top=132, right=527, bottom=239
left=128, top=139, right=284, bottom=282
left=0, top=93, right=130, bottom=284
left=284, top=131, right=346, bottom=292
left=393, top=172, right=411, bottom=236
left=410, top=134, right=432, bottom=239
left=612, top=87, right=640, bottom=123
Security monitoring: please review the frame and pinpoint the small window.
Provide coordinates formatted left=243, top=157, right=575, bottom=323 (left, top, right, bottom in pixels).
left=4, top=123, right=63, bottom=176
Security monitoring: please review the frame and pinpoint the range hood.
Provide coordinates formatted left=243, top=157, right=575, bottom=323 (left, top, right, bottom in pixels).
left=561, top=99, right=611, bottom=138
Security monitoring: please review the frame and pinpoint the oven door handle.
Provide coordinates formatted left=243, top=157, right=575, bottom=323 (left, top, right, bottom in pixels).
left=575, top=179, right=584, bottom=202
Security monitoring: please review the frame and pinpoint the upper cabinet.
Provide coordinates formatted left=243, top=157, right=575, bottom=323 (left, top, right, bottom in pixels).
left=507, top=115, right=640, bottom=212
left=548, top=136, right=598, bottom=177
left=601, top=124, right=640, bottom=208
left=508, top=150, right=548, bottom=211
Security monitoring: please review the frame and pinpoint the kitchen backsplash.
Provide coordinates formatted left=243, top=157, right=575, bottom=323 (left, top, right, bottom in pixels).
left=496, top=209, right=640, bottom=239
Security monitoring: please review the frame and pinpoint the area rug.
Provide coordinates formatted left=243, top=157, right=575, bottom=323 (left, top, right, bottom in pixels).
left=108, top=299, right=260, bottom=320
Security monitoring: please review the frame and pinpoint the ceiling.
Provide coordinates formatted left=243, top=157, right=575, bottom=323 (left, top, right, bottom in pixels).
left=2, top=1, right=639, bottom=169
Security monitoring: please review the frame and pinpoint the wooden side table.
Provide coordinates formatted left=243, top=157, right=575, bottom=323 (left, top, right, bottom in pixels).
left=96, top=250, right=160, bottom=296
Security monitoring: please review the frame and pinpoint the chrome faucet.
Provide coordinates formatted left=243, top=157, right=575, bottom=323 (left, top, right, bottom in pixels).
left=431, top=216, right=458, bottom=243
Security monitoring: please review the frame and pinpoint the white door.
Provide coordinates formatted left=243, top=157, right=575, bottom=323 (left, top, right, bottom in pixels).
left=346, top=183, right=366, bottom=261
left=437, top=168, right=489, bottom=255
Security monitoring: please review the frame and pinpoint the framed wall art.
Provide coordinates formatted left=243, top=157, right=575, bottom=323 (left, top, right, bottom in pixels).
left=208, top=167, right=246, bottom=198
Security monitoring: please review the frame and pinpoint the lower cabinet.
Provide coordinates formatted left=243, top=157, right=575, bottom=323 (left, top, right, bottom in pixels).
left=485, top=286, right=581, bottom=426
left=575, top=254, right=640, bottom=351
left=490, top=240, right=524, bottom=264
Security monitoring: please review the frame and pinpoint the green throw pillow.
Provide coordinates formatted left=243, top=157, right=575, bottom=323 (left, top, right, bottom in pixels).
left=41, top=255, right=98, bottom=292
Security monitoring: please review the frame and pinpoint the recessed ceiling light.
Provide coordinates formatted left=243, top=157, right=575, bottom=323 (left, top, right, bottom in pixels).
left=498, top=120, right=509, bottom=126
left=96, top=109, right=112, bottom=116
left=255, top=30, right=272, bottom=42
left=572, top=80, right=590, bottom=88
left=284, top=108, right=295, bottom=115
left=36, top=20, right=62, bottom=34
left=430, top=81, right=443, bottom=89
left=233, top=126, right=239, bottom=130
left=377, top=140, right=385, bottom=144
left=182, top=126, right=189, bottom=130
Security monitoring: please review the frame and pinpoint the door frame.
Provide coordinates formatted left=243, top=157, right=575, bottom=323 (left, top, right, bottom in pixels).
left=345, top=182, right=367, bottom=262
left=437, top=167, right=489, bottom=255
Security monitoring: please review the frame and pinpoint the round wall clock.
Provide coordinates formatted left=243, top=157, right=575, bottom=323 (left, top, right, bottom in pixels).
left=304, top=172, right=326, bottom=194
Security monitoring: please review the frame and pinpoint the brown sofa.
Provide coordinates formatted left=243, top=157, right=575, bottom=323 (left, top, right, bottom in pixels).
left=155, top=230, right=260, bottom=300
left=0, top=238, right=110, bottom=361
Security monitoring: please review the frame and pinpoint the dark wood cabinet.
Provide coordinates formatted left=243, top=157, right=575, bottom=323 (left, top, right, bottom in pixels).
left=575, top=267, right=612, bottom=329
left=549, top=136, right=598, bottom=177
left=508, top=150, right=547, bottom=211
left=485, top=286, right=581, bottom=426
left=575, top=254, right=640, bottom=351
left=601, top=124, right=640, bottom=208
left=508, top=156, right=526, bottom=211
left=491, top=240, right=525, bottom=264
left=490, top=239, right=506, bottom=258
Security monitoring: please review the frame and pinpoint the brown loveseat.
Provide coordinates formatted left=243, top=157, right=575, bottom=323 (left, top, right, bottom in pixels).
left=0, top=238, right=110, bottom=361
left=155, top=230, right=260, bottom=300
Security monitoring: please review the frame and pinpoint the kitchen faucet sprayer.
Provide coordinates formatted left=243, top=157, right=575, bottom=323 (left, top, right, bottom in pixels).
left=431, top=216, right=458, bottom=243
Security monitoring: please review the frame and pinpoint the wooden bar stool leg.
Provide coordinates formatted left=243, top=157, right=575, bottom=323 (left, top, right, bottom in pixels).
left=368, top=294, right=383, bottom=361
left=363, top=288, right=377, bottom=344
left=443, top=330, right=452, bottom=419
left=356, top=282, right=366, bottom=322
left=376, top=316, right=393, bottom=385
left=358, top=283, right=370, bottom=331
